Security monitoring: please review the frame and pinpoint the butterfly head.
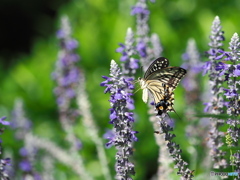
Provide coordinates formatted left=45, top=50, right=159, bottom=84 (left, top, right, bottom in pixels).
left=138, top=77, right=148, bottom=89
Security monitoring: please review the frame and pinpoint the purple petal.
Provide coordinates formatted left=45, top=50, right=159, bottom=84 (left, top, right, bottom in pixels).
left=0, top=117, right=10, bottom=126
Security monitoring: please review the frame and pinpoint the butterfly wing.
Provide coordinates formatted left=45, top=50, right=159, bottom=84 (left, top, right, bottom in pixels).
left=145, top=67, right=187, bottom=90
left=144, top=57, right=169, bottom=79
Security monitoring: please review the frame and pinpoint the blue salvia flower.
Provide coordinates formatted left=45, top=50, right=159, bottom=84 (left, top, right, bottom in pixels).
left=131, top=0, right=156, bottom=70
left=182, top=39, right=214, bottom=175
left=203, top=16, right=225, bottom=76
left=11, top=99, right=91, bottom=179
left=0, top=117, right=11, bottom=180
left=218, top=33, right=240, bottom=176
left=158, top=116, right=194, bottom=180
left=116, top=28, right=138, bottom=120
left=53, top=16, right=80, bottom=117
left=11, top=100, right=41, bottom=179
left=11, top=99, right=32, bottom=140
left=182, top=38, right=203, bottom=135
left=150, top=33, right=163, bottom=59
left=203, top=16, right=227, bottom=169
left=116, top=28, right=139, bottom=76
left=18, top=146, right=41, bottom=179
left=101, top=60, right=137, bottom=179
left=182, top=39, right=202, bottom=93
left=232, top=151, right=240, bottom=178
left=131, top=0, right=150, bottom=38
left=53, top=16, right=82, bottom=155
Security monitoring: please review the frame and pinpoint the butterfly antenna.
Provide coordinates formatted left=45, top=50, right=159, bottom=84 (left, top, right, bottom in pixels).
left=133, top=87, right=141, bottom=94
left=133, top=79, right=139, bottom=85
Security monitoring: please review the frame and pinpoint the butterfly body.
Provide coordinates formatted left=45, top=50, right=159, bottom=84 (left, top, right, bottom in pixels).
left=138, top=57, right=186, bottom=115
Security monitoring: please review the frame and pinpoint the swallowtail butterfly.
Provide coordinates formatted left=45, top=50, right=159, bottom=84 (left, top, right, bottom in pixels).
left=138, top=57, right=186, bottom=115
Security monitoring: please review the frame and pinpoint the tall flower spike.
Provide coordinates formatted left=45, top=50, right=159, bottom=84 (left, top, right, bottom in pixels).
left=131, top=0, right=150, bottom=39
left=182, top=38, right=202, bottom=93
left=53, top=16, right=80, bottom=115
left=182, top=39, right=212, bottom=173
left=11, top=99, right=32, bottom=139
left=24, top=133, right=93, bottom=180
left=203, top=16, right=227, bottom=169
left=132, top=0, right=152, bottom=70
left=53, top=16, right=81, bottom=153
left=225, top=33, right=240, bottom=140
left=157, top=115, right=194, bottom=180
left=11, top=99, right=41, bottom=178
left=133, top=0, right=163, bottom=72
left=101, top=60, right=137, bottom=180
left=182, top=38, right=202, bottom=131
left=0, top=117, right=11, bottom=180
left=12, top=99, right=92, bottom=179
left=116, top=28, right=139, bottom=76
left=150, top=33, right=163, bottom=59
left=220, top=33, right=240, bottom=176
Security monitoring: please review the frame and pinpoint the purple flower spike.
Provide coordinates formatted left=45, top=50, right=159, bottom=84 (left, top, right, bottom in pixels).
left=53, top=16, right=80, bottom=116
left=0, top=116, right=11, bottom=179
left=203, top=16, right=228, bottom=170
left=223, top=34, right=240, bottom=175
left=181, top=38, right=203, bottom=93
left=101, top=60, right=137, bottom=179
left=116, top=28, right=139, bottom=76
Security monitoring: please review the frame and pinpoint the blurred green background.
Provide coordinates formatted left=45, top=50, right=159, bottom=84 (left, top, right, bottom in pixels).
left=0, top=0, right=240, bottom=179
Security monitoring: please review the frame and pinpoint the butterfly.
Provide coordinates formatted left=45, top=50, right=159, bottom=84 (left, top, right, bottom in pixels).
left=138, top=57, right=187, bottom=115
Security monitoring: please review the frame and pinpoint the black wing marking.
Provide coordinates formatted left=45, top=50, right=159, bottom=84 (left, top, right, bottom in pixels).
left=144, top=57, right=169, bottom=79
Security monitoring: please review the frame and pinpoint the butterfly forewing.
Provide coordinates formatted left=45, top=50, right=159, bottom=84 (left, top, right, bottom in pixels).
left=144, top=57, right=169, bottom=79
left=146, top=67, right=187, bottom=89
